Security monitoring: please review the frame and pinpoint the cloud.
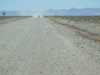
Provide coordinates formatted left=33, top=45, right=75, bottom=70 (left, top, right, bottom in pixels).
left=32, top=11, right=43, bottom=17
left=18, top=10, right=27, bottom=16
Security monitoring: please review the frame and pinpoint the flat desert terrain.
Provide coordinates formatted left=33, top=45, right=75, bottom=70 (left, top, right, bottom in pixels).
left=0, top=17, right=100, bottom=75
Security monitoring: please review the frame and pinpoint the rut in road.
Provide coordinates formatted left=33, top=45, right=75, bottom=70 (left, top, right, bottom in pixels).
left=0, top=18, right=100, bottom=75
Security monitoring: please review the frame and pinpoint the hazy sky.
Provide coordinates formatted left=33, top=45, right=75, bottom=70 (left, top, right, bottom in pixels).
left=0, top=0, right=100, bottom=11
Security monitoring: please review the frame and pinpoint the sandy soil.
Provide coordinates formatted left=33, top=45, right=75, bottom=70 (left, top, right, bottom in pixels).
left=0, top=18, right=100, bottom=75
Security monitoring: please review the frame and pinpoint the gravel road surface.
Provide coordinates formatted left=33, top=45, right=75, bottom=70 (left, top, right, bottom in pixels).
left=0, top=18, right=100, bottom=75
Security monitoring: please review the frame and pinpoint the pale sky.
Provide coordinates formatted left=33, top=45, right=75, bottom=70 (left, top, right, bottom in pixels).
left=0, top=0, right=100, bottom=11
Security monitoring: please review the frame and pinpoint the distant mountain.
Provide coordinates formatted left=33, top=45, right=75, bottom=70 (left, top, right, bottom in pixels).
left=0, top=8, right=100, bottom=16
left=0, top=10, right=33, bottom=16
left=43, top=8, right=100, bottom=16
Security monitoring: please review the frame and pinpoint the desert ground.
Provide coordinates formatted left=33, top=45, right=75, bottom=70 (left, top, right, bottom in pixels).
left=0, top=17, right=100, bottom=75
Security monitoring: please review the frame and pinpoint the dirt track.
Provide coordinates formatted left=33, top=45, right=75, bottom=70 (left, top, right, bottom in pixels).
left=0, top=18, right=100, bottom=75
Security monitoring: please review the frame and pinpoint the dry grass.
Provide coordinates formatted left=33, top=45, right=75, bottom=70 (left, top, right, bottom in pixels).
left=0, top=16, right=32, bottom=25
left=45, top=16, right=100, bottom=34
left=45, top=16, right=100, bottom=42
left=45, top=16, right=100, bottom=25
left=0, top=16, right=32, bottom=20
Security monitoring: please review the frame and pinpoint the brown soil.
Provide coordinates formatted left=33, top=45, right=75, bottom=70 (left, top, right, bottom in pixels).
left=49, top=18, right=100, bottom=42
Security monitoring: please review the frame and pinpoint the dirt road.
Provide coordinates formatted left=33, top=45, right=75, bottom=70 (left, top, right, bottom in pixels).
left=0, top=18, right=100, bottom=75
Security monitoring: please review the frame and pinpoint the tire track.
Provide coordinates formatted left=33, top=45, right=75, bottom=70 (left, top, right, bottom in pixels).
left=0, top=28, right=30, bottom=71
left=0, top=28, right=25, bottom=58
left=0, top=21, right=36, bottom=75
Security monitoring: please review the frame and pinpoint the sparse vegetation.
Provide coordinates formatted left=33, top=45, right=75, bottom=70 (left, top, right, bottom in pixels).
left=45, top=16, right=100, bottom=35
left=0, top=16, right=32, bottom=25
left=0, top=16, right=32, bottom=20
left=45, top=16, right=100, bottom=24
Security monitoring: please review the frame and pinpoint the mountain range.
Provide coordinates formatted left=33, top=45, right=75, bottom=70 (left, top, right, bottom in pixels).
left=43, top=8, right=100, bottom=16
left=0, top=8, right=100, bottom=16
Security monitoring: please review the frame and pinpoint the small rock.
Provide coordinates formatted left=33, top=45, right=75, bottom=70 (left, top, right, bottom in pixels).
left=81, top=44, right=84, bottom=48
